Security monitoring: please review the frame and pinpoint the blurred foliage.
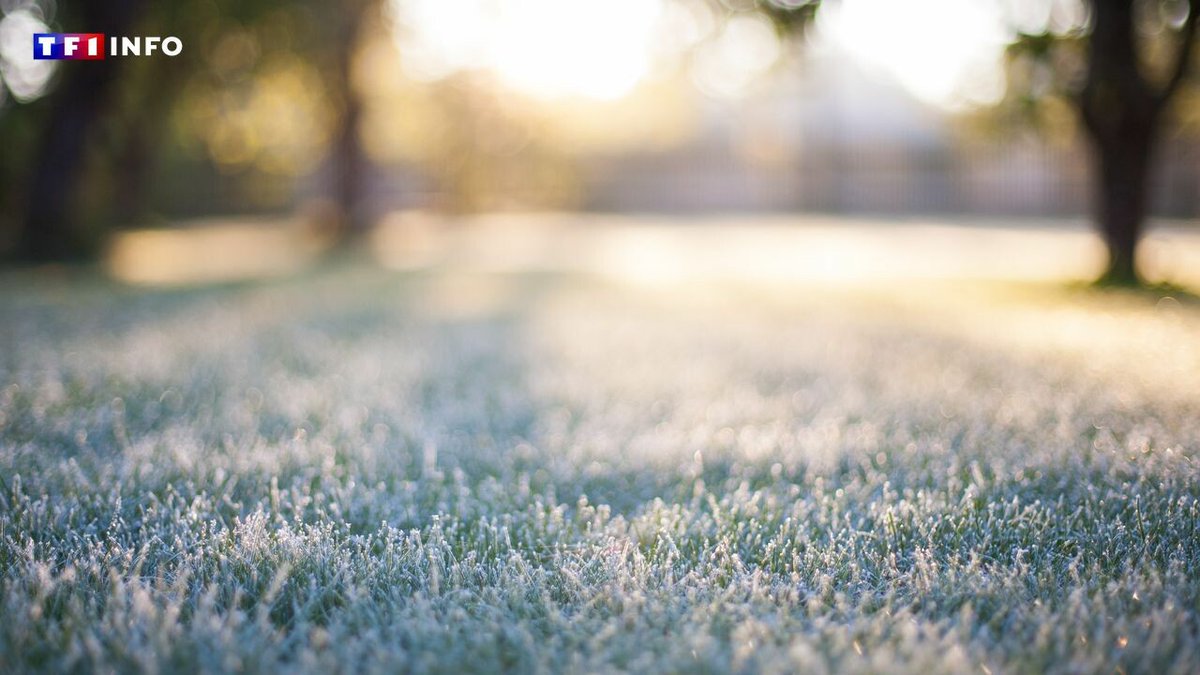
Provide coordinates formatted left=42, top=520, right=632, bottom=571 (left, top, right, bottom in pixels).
left=726, top=0, right=1200, bottom=145
left=713, top=0, right=820, bottom=36
left=382, top=73, right=582, bottom=212
left=354, top=17, right=584, bottom=212
left=0, top=0, right=380, bottom=258
left=357, top=19, right=698, bottom=212
left=967, top=0, right=1200, bottom=144
left=169, top=8, right=334, bottom=177
left=0, top=0, right=625, bottom=253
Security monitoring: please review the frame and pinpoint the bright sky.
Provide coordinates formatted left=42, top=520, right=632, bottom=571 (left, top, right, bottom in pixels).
left=816, top=0, right=1012, bottom=109
left=391, top=0, right=666, bottom=100
left=390, top=0, right=1014, bottom=108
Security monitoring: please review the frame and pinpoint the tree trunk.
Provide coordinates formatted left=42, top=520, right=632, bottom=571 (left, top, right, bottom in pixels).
left=16, top=0, right=143, bottom=262
left=332, top=84, right=366, bottom=236
left=1080, top=0, right=1153, bottom=285
left=1088, top=126, right=1155, bottom=285
left=328, top=0, right=371, bottom=242
left=19, top=74, right=116, bottom=261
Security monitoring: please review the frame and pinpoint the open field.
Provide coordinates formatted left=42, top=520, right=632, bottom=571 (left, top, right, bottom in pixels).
left=3, top=217, right=1200, bottom=673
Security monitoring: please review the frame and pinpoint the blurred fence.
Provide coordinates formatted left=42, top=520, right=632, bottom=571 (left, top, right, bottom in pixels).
left=578, top=137, right=1200, bottom=218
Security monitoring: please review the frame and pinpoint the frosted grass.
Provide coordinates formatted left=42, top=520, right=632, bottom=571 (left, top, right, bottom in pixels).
left=1, top=267, right=1198, bottom=673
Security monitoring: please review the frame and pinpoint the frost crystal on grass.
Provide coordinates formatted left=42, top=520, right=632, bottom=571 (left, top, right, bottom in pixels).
left=1, top=268, right=1198, bottom=673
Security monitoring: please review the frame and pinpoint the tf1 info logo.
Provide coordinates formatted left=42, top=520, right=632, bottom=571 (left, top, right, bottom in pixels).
left=33, top=34, right=183, bottom=60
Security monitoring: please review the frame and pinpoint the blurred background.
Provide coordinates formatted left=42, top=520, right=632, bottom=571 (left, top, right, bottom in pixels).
left=1, top=0, right=1198, bottom=286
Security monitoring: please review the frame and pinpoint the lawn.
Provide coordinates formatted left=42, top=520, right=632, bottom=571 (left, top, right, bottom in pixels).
left=2, top=227, right=1199, bottom=673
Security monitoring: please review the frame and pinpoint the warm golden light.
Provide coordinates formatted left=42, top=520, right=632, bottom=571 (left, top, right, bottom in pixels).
left=387, top=0, right=1026, bottom=110
left=107, top=219, right=325, bottom=286
left=390, top=0, right=666, bottom=101
left=369, top=213, right=1150, bottom=286
left=815, top=0, right=1011, bottom=110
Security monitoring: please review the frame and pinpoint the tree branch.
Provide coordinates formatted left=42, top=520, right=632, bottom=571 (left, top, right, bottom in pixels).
left=1159, top=0, right=1200, bottom=104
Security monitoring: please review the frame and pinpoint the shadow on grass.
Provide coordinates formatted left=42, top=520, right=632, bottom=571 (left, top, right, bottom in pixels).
left=1055, top=277, right=1200, bottom=307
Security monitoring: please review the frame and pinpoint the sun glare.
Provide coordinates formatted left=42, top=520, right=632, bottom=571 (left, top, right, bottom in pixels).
left=390, top=0, right=1015, bottom=108
left=815, top=0, right=1010, bottom=110
left=391, top=0, right=664, bottom=100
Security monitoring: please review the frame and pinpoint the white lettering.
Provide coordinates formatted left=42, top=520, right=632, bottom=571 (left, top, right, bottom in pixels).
left=144, top=36, right=160, bottom=55
left=162, top=36, right=182, bottom=56
left=37, top=36, right=56, bottom=57
left=63, top=35, right=79, bottom=57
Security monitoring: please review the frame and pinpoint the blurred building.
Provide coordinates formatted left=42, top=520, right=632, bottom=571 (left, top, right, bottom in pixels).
left=573, top=56, right=1200, bottom=219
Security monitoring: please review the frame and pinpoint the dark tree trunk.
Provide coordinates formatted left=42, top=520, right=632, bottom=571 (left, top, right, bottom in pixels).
left=19, top=72, right=117, bottom=261
left=332, top=83, right=366, bottom=235
left=17, top=0, right=144, bottom=262
left=113, top=120, right=153, bottom=227
left=1089, top=127, right=1154, bottom=285
left=328, top=0, right=371, bottom=242
left=1079, top=0, right=1197, bottom=285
